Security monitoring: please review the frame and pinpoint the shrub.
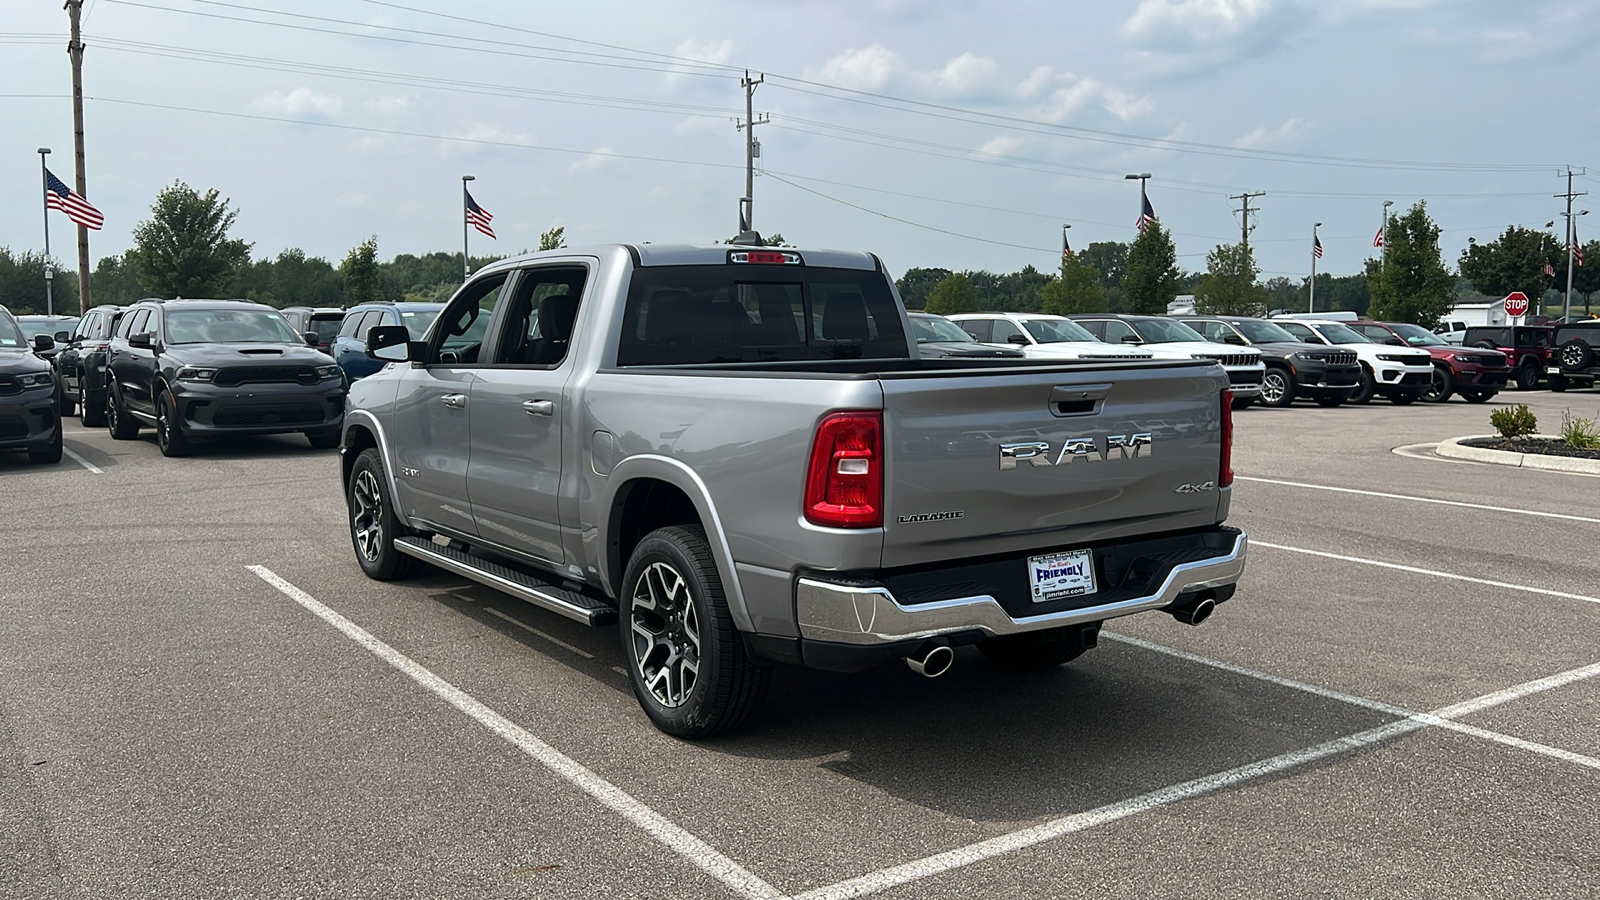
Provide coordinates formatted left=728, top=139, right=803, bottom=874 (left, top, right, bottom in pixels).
left=1489, top=404, right=1538, bottom=438
left=1559, top=410, right=1600, bottom=450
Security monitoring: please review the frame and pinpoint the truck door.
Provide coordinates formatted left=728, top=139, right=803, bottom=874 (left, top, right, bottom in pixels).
left=463, top=264, right=589, bottom=567
left=387, top=274, right=506, bottom=537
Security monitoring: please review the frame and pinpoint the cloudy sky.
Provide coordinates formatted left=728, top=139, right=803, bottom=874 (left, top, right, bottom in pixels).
left=5, top=0, right=1599, bottom=287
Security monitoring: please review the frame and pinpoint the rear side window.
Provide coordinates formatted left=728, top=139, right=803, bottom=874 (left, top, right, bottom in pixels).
left=956, top=318, right=991, bottom=342
left=617, top=266, right=908, bottom=365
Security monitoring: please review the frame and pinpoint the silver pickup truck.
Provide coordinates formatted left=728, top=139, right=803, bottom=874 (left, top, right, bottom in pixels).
left=340, top=241, right=1247, bottom=737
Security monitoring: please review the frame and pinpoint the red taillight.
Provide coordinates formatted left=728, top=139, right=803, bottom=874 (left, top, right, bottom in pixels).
left=804, top=411, right=883, bottom=528
left=93, top=342, right=110, bottom=352
left=1219, top=389, right=1234, bottom=488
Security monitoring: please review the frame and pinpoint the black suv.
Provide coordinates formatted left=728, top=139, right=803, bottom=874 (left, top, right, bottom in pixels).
left=0, top=306, right=62, bottom=464
left=56, top=304, right=124, bottom=424
left=1549, top=322, right=1600, bottom=391
left=1179, top=315, right=1361, bottom=407
left=104, top=299, right=346, bottom=456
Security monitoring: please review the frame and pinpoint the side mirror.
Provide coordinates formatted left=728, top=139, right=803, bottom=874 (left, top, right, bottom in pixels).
left=366, top=324, right=417, bottom=363
left=1223, top=333, right=1247, bottom=345
left=127, top=332, right=152, bottom=349
left=54, top=330, right=71, bottom=342
left=1384, top=336, right=1404, bottom=346
left=1302, top=335, right=1321, bottom=344
left=1120, top=334, right=1143, bottom=344
left=304, top=331, right=321, bottom=347
left=33, top=334, right=55, bottom=352
left=1006, top=333, right=1030, bottom=345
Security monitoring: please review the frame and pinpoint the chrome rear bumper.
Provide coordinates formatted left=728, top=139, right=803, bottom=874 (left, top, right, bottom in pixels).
left=796, top=532, right=1247, bottom=645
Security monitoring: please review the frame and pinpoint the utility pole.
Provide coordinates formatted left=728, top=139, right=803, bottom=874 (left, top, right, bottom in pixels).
left=1556, top=167, right=1589, bottom=321
left=1229, top=191, right=1265, bottom=252
left=66, top=0, right=91, bottom=314
left=736, top=71, right=768, bottom=234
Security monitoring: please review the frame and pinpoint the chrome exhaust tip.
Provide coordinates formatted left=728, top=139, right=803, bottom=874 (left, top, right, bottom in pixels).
left=905, top=642, right=955, bottom=678
left=1168, top=593, right=1216, bottom=626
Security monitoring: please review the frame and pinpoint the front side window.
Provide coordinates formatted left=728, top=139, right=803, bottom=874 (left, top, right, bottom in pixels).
left=990, top=319, right=1027, bottom=344
left=910, top=315, right=977, bottom=344
left=616, top=265, right=907, bottom=365
left=1101, top=320, right=1141, bottom=343
left=1234, top=320, right=1297, bottom=344
left=164, top=309, right=298, bottom=344
left=1277, top=321, right=1319, bottom=342
left=1020, top=318, right=1098, bottom=343
left=429, top=275, right=506, bottom=365
left=1316, top=322, right=1374, bottom=345
left=1388, top=323, right=1447, bottom=346
left=1129, top=318, right=1206, bottom=343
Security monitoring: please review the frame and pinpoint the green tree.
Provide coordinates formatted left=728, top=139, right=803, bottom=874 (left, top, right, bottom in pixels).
left=895, top=267, right=951, bottom=310
left=1078, top=241, right=1129, bottom=289
left=1262, top=276, right=1300, bottom=313
left=1121, top=222, right=1180, bottom=314
left=924, top=272, right=980, bottom=315
left=0, top=247, right=79, bottom=314
left=1040, top=255, right=1107, bottom=315
left=1458, top=225, right=1559, bottom=303
left=340, top=237, right=385, bottom=305
left=128, top=181, right=252, bottom=298
left=1193, top=242, right=1269, bottom=316
left=1369, top=201, right=1454, bottom=326
left=538, top=226, right=567, bottom=252
left=1551, top=238, right=1600, bottom=315
left=89, top=251, right=144, bottom=306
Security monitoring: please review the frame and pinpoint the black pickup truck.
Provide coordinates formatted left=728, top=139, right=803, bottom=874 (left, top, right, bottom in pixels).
left=1179, top=315, right=1361, bottom=407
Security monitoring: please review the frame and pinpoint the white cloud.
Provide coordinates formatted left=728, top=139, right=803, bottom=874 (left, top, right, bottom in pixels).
left=977, top=135, right=1022, bottom=157
left=1102, top=89, right=1156, bottom=121
left=438, top=124, right=534, bottom=157
left=1232, top=117, right=1310, bottom=148
left=252, top=87, right=342, bottom=118
left=928, top=52, right=1005, bottom=97
left=366, top=95, right=412, bottom=114
left=808, top=45, right=898, bottom=90
left=569, top=148, right=617, bottom=174
left=673, top=37, right=734, bottom=67
left=1126, top=0, right=1280, bottom=44
left=1123, top=0, right=1312, bottom=75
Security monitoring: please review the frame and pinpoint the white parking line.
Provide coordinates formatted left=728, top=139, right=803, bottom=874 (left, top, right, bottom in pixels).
left=1253, top=540, right=1600, bottom=606
left=248, top=566, right=785, bottom=900
left=62, top=447, right=104, bottom=474
left=1236, top=475, right=1600, bottom=522
left=800, top=656, right=1600, bottom=900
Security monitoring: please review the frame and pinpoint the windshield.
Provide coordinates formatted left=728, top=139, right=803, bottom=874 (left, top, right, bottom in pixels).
left=399, top=309, right=441, bottom=338
left=910, top=315, right=976, bottom=343
left=18, top=318, right=77, bottom=340
left=165, top=309, right=300, bottom=344
left=1316, top=322, right=1374, bottom=345
left=1020, top=318, right=1097, bottom=343
left=1387, top=323, right=1448, bottom=346
left=0, top=316, right=24, bottom=347
left=1130, top=319, right=1207, bottom=343
left=1233, top=320, right=1297, bottom=343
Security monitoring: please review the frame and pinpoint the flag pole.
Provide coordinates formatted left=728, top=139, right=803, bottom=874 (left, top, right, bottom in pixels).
left=462, top=174, right=475, bottom=283
left=38, top=148, right=54, bottom=317
left=1309, top=222, right=1320, bottom=313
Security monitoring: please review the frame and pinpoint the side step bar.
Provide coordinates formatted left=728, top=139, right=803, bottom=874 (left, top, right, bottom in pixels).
left=393, top=537, right=616, bottom=626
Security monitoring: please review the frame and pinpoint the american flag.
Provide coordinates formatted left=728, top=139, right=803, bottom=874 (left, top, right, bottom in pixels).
left=1062, top=231, right=1073, bottom=259
left=1313, top=235, right=1323, bottom=259
left=1575, top=230, right=1585, bottom=268
left=1543, top=259, right=1555, bottom=278
left=465, top=190, right=495, bottom=239
left=1372, top=226, right=1384, bottom=248
left=45, top=168, right=104, bottom=230
left=1136, top=194, right=1156, bottom=232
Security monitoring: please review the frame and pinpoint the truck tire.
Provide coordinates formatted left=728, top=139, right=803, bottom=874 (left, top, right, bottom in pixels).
left=1349, top=367, right=1376, bottom=405
left=347, top=448, right=424, bottom=581
left=1514, top=362, right=1540, bottom=391
left=621, top=525, right=770, bottom=738
left=1549, top=374, right=1569, bottom=392
left=978, top=626, right=1095, bottom=669
left=80, top=387, right=105, bottom=427
left=1461, top=390, right=1494, bottom=403
left=1422, top=364, right=1455, bottom=403
left=156, top=392, right=193, bottom=457
left=1259, top=368, right=1295, bottom=407
left=106, top=378, right=140, bottom=440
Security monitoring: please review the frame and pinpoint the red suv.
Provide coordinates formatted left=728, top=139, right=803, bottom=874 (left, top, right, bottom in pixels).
left=1349, top=320, right=1509, bottom=403
left=1461, top=325, right=1555, bottom=391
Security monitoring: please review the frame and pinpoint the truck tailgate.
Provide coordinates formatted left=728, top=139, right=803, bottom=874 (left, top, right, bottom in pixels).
left=879, top=362, right=1227, bottom=569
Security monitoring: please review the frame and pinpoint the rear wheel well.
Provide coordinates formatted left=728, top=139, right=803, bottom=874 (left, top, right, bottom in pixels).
left=610, top=479, right=703, bottom=592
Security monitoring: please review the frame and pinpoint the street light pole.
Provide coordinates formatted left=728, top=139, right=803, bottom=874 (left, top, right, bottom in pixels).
left=1310, top=222, right=1322, bottom=314
left=461, top=174, right=475, bottom=282
left=1381, top=200, right=1394, bottom=266
left=1564, top=209, right=1589, bottom=320
left=38, top=148, right=54, bottom=317
left=1061, top=223, right=1071, bottom=262
left=1125, top=173, right=1151, bottom=229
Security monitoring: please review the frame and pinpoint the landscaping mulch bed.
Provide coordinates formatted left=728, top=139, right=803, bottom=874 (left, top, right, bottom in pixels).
left=1460, top=436, right=1600, bottom=460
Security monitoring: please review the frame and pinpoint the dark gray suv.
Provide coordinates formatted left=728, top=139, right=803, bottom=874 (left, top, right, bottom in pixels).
left=0, top=306, right=63, bottom=464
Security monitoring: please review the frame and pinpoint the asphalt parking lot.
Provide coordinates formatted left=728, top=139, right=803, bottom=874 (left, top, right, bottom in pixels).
left=3, top=389, right=1598, bottom=899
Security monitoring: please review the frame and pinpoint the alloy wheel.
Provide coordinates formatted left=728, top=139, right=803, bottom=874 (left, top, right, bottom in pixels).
left=629, top=561, right=701, bottom=709
left=1261, top=371, right=1287, bottom=404
left=350, top=469, right=385, bottom=563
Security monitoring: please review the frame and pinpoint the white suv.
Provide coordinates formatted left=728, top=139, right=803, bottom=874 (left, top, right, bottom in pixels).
left=947, top=313, right=1155, bottom=361
left=1273, top=319, right=1433, bottom=404
left=1069, top=315, right=1266, bottom=407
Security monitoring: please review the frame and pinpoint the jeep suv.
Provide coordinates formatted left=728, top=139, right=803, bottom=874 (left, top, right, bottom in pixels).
left=1070, top=314, right=1266, bottom=407
left=1461, top=325, right=1555, bottom=391
left=1347, top=320, right=1508, bottom=403
left=0, top=306, right=62, bottom=464
left=1179, top=315, right=1361, bottom=408
left=1272, top=319, right=1433, bottom=404
left=1549, top=321, right=1600, bottom=391
left=104, top=299, right=347, bottom=456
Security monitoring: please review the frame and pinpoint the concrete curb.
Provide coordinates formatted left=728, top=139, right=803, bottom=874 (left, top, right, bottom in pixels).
left=1436, top=434, right=1600, bottom=474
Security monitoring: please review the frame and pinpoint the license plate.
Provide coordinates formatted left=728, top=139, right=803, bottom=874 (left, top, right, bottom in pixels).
left=1028, top=549, right=1096, bottom=603
left=1548, top=367, right=1562, bottom=375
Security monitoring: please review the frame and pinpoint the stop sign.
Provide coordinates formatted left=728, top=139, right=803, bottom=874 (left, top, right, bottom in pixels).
left=1504, top=292, right=1530, bottom=317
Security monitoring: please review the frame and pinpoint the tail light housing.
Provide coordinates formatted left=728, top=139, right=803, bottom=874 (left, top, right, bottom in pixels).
left=804, top=411, right=883, bottom=528
left=1219, top=389, right=1234, bottom=488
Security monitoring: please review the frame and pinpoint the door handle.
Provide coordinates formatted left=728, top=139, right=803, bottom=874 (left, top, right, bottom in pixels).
left=522, top=399, right=555, bottom=417
left=441, top=393, right=467, bottom=408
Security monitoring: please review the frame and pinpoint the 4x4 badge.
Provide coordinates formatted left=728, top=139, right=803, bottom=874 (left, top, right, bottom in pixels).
left=1173, top=481, right=1215, bottom=494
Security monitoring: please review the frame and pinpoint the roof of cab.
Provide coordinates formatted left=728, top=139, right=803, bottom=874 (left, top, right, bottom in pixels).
left=474, top=242, right=882, bottom=275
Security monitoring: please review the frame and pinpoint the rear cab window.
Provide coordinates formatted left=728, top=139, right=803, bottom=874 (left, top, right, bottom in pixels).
left=616, top=264, right=908, bottom=365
